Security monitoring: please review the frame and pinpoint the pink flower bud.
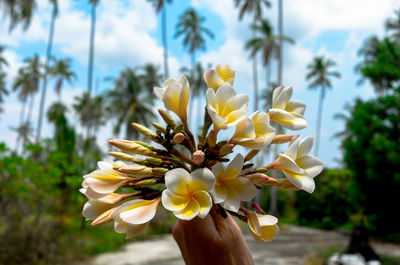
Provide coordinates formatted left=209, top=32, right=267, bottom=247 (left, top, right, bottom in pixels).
left=192, top=150, right=205, bottom=165
left=172, top=133, right=185, bottom=144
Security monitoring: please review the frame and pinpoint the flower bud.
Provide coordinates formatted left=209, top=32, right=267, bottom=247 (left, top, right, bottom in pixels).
left=245, top=173, right=278, bottom=185
left=134, top=179, right=157, bottom=186
left=109, top=139, right=154, bottom=157
left=158, top=109, right=177, bottom=128
left=108, top=151, right=144, bottom=164
left=245, top=150, right=259, bottom=161
left=172, top=133, right=185, bottom=144
left=132, top=141, right=154, bottom=150
left=145, top=157, right=163, bottom=165
left=173, top=123, right=184, bottom=133
left=219, top=143, right=234, bottom=156
left=207, top=129, right=217, bottom=147
left=271, top=134, right=295, bottom=144
left=273, top=178, right=301, bottom=190
left=91, top=207, right=116, bottom=226
left=152, top=122, right=166, bottom=133
left=152, top=167, right=169, bottom=175
left=118, top=165, right=153, bottom=177
left=131, top=123, right=159, bottom=142
left=192, top=150, right=205, bottom=165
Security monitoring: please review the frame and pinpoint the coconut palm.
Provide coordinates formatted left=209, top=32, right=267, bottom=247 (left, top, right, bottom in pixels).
left=48, top=57, right=75, bottom=100
left=246, top=19, right=294, bottom=109
left=175, top=8, right=214, bottom=68
left=355, top=35, right=380, bottom=85
left=0, top=45, right=8, bottom=115
left=148, top=0, right=172, bottom=79
left=235, top=0, right=271, bottom=111
left=22, top=55, right=42, bottom=125
left=11, top=121, right=34, bottom=152
left=306, top=56, right=341, bottom=156
left=385, top=8, right=400, bottom=42
left=0, top=0, right=36, bottom=31
left=106, top=68, right=156, bottom=139
left=36, top=0, right=58, bottom=142
left=140, top=63, right=162, bottom=97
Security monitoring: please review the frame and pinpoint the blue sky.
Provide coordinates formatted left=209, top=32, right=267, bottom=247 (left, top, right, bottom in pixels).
left=1, top=0, right=399, bottom=168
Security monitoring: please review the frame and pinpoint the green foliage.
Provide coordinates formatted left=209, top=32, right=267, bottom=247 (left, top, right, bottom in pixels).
left=295, top=169, right=355, bottom=229
left=341, top=89, right=400, bottom=240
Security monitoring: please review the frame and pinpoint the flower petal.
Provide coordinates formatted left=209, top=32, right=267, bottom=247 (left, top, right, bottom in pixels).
left=297, top=155, right=324, bottom=178
left=298, top=136, right=313, bottom=157
left=82, top=200, right=113, bottom=221
left=283, top=171, right=315, bottom=193
left=174, top=198, right=200, bottom=220
left=162, top=189, right=188, bottom=211
left=225, top=154, right=244, bottom=179
left=165, top=168, right=189, bottom=196
left=118, top=199, right=159, bottom=225
left=187, top=168, right=215, bottom=192
left=274, top=154, right=304, bottom=174
left=211, top=184, right=227, bottom=203
left=286, top=100, right=306, bottom=115
left=192, top=190, right=212, bottom=218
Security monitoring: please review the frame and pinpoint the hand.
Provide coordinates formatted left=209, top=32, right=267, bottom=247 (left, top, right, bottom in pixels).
left=172, top=206, right=254, bottom=265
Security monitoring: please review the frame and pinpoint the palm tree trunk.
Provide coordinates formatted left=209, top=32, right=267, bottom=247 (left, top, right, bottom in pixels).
left=16, top=99, right=27, bottom=151
left=188, top=52, right=196, bottom=127
left=86, top=1, right=97, bottom=138
left=161, top=4, right=169, bottom=79
left=26, top=94, right=35, bottom=125
left=252, top=28, right=259, bottom=112
left=314, top=86, right=325, bottom=156
left=36, top=7, right=56, bottom=143
left=270, top=0, right=284, bottom=218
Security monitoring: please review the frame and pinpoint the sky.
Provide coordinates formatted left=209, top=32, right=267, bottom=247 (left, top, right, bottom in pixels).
left=1, top=0, right=399, bottom=168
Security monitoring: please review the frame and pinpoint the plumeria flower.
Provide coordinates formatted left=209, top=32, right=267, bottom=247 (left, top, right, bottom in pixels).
left=268, top=86, right=308, bottom=130
left=206, top=83, right=248, bottom=130
left=112, top=198, right=160, bottom=239
left=245, top=211, right=279, bottom=242
left=230, top=111, right=276, bottom=150
left=82, top=199, right=116, bottom=222
left=204, top=64, right=235, bottom=91
left=272, top=135, right=323, bottom=193
left=162, top=168, right=215, bottom=220
left=211, top=154, right=257, bottom=212
left=154, top=75, right=189, bottom=123
left=83, top=160, right=131, bottom=195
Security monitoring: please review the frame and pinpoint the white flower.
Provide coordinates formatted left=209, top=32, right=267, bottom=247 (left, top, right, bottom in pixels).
left=154, top=75, right=189, bottom=123
left=273, top=135, right=323, bottom=193
left=268, top=86, right=308, bottom=130
left=231, top=112, right=276, bottom=150
left=204, top=64, right=235, bottom=91
left=206, top=83, right=248, bottom=130
left=112, top=198, right=160, bottom=239
left=82, top=160, right=131, bottom=195
left=246, top=211, right=279, bottom=243
left=161, top=168, right=215, bottom=220
left=211, top=154, right=257, bottom=212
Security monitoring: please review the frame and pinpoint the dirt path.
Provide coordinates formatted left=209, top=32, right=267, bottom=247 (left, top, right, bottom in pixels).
left=88, top=225, right=400, bottom=265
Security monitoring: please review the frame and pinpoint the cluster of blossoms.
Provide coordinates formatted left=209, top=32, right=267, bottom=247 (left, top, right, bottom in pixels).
left=80, top=64, right=323, bottom=242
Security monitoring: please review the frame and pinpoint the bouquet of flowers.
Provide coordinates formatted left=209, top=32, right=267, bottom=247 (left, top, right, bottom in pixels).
left=80, top=63, right=323, bottom=242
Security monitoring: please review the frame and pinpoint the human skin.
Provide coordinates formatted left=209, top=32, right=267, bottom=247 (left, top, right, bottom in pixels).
left=172, top=207, right=254, bottom=265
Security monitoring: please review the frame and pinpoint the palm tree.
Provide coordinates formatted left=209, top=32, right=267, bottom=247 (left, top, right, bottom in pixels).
left=140, top=63, right=162, bottom=97
left=11, top=121, right=34, bottom=152
left=306, top=56, right=341, bottom=156
left=175, top=8, right=214, bottom=68
left=106, top=68, right=156, bottom=139
left=0, top=45, right=8, bottom=116
left=355, top=36, right=380, bottom=85
left=148, top=0, right=172, bottom=79
left=235, top=0, right=271, bottom=111
left=73, top=92, right=92, bottom=135
left=0, top=0, right=36, bottom=31
left=22, top=55, right=42, bottom=125
left=385, top=8, right=400, bottom=42
left=85, top=0, right=100, bottom=138
left=48, top=57, right=75, bottom=100
left=180, top=62, right=207, bottom=131
left=246, top=19, right=294, bottom=109
left=36, top=0, right=58, bottom=142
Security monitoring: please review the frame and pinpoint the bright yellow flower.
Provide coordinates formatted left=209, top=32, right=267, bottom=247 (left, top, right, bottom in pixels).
left=204, top=64, right=235, bottom=91
left=231, top=112, right=276, bottom=150
left=268, top=86, right=308, bottom=130
left=246, top=211, right=279, bottom=242
left=211, top=154, right=257, bottom=212
left=161, top=168, right=215, bottom=220
left=154, top=75, right=189, bottom=123
left=206, top=83, right=248, bottom=130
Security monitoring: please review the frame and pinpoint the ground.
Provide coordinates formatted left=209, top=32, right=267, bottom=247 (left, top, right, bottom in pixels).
left=87, top=225, right=400, bottom=265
